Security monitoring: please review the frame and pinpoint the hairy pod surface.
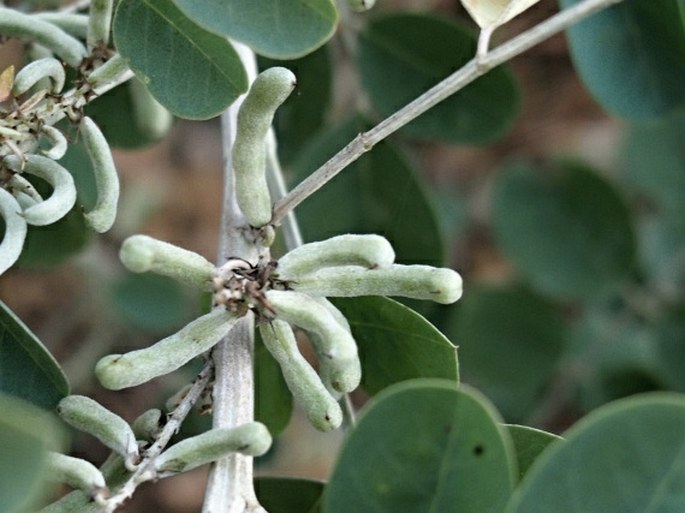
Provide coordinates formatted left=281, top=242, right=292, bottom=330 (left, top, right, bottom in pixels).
left=34, top=13, right=90, bottom=39
left=265, top=290, right=361, bottom=393
left=0, top=188, right=28, bottom=275
left=233, top=67, right=296, bottom=227
left=87, top=54, right=129, bottom=88
left=290, top=264, right=464, bottom=304
left=119, top=235, right=216, bottom=290
left=4, top=154, right=77, bottom=226
left=131, top=408, right=162, bottom=442
left=276, top=234, right=395, bottom=280
left=6, top=173, right=42, bottom=202
left=87, top=0, right=114, bottom=49
left=57, top=395, right=139, bottom=470
left=46, top=452, right=107, bottom=494
left=12, top=57, right=65, bottom=95
left=0, top=8, right=87, bottom=67
left=80, top=116, right=119, bottom=232
left=260, top=320, right=343, bottom=431
left=40, top=125, right=68, bottom=160
left=95, top=309, right=237, bottom=390
left=154, top=423, right=272, bottom=475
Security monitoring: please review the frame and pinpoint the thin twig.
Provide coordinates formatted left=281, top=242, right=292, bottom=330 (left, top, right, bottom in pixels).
left=271, top=0, right=625, bottom=225
left=101, top=361, right=215, bottom=513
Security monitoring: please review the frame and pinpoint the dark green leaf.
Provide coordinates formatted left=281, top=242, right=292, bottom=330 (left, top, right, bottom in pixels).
left=255, top=331, right=293, bottom=436
left=0, top=393, right=65, bottom=513
left=445, top=285, right=565, bottom=422
left=332, top=296, right=458, bottom=396
left=655, top=305, right=685, bottom=393
left=491, top=161, right=635, bottom=300
left=505, top=424, right=562, bottom=481
left=171, top=0, right=338, bottom=59
left=637, top=215, right=685, bottom=300
left=109, top=273, right=193, bottom=334
left=325, top=380, right=516, bottom=513
left=0, top=301, right=69, bottom=409
left=290, top=115, right=445, bottom=266
left=505, top=393, right=685, bottom=513
left=259, top=46, right=333, bottom=165
left=255, top=477, right=323, bottom=513
left=560, top=0, right=685, bottom=120
left=357, top=13, right=519, bottom=144
left=113, top=0, right=248, bottom=119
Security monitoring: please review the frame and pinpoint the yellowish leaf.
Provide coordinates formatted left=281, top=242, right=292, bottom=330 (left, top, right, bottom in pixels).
left=461, top=0, right=542, bottom=28
left=0, top=65, right=15, bottom=102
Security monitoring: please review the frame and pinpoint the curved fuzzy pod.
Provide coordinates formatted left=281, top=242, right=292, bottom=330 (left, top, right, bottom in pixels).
left=276, top=234, right=395, bottom=280
left=119, top=234, right=215, bottom=290
left=129, top=78, right=173, bottom=140
left=87, top=0, right=114, bottom=49
left=260, top=320, right=342, bottom=431
left=0, top=8, right=86, bottom=68
left=154, top=423, right=272, bottom=475
left=131, top=408, right=162, bottom=442
left=6, top=173, right=42, bottom=202
left=233, top=67, right=296, bottom=227
left=46, top=452, right=107, bottom=494
left=80, top=116, right=119, bottom=232
left=57, top=395, right=139, bottom=470
left=291, top=264, right=464, bottom=304
left=265, top=290, right=361, bottom=393
left=87, top=54, right=129, bottom=89
left=40, top=125, right=68, bottom=160
left=95, top=309, right=236, bottom=390
left=4, top=154, right=76, bottom=226
left=33, top=13, right=89, bottom=39
left=12, top=57, right=65, bottom=95
left=0, top=188, right=28, bottom=275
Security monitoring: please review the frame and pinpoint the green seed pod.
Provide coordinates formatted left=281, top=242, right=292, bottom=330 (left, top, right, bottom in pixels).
left=131, top=408, right=163, bottom=442
left=95, top=309, right=237, bottom=390
left=46, top=452, right=107, bottom=496
left=265, top=290, right=361, bottom=393
left=154, top=423, right=272, bottom=475
left=0, top=188, right=28, bottom=275
left=87, top=0, right=114, bottom=49
left=6, top=173, right=42, bottom=203
left=291, top=264, right=463, bottom=304
left=33, top=13, right=90, bottom=39
left=40, top=125, right=68, bottom=160
left=233, top=67, right=296, bottom=227
left=0, top=8, right=87, bottom=67
left=57, top=395, right=139, bottom=470
left=260, top=320, right=342, bottom=431
left=129, top=78, right=173, bottom=141
left=347, top=0, right=376, bottom=12
left=3, top=154, right=77, bottom=226
left=119, top=234, right=216, bottom=290
left=12, top=57, right=65, bottom=95
left=79, top=116, right=119, bottom=233
left=87, top=54, right=129, bottom=89
left=276, top=234, right=395, bottom=280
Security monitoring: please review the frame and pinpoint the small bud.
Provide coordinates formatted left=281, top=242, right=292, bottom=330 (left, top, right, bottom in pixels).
left=154, top=423, right=272, bottom=475
left=131, top=408, right=163, bottom=442
left=95, top=309, right=237, bottom=390
left=276, top=234, right=395, bottom=280
left=57, top=395, right=139, bottom=470
left=119, top=234, right=216, bottom=290
left=87, top=55, right=130, bottom=89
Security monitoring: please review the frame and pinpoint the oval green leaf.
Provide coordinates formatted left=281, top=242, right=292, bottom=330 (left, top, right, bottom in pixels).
left=505, top=424, right=562, bottom=481
left=0, top=301, right=69, bottom=409
left=325, top=380, right=516, bottom=513
left=491, top=161, right=635, bottom=300
left=506, top=393, right=685, bottom=513
left=290, top=115, right=445, bottom=266
left=445, top=285, right=565, bottom=421
left=0, top=393, right=65, bottom=513
left=560, top=0, right=685, bottom=120
left=357, top=13, right=519, bottom=144
left=113, top=0, right=248, bottom=119
left=255, top=477, right=323, bottom=513
left=171, top=0, right=338, bottom=59
left=331, top=296, right=458, bottom=396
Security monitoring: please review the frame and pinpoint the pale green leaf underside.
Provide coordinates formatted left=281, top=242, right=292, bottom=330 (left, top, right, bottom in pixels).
left=113, top=0, right=248, bottom=119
